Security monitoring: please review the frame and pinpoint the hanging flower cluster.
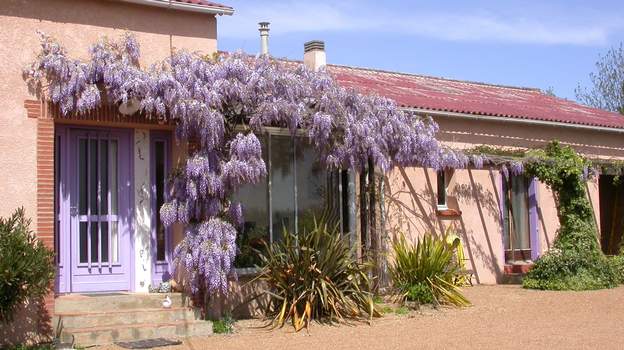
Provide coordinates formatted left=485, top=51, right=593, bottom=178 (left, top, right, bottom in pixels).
left=25, top=32, right=469, bottom=297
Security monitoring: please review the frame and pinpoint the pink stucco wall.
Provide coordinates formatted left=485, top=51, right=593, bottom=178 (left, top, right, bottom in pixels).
left=0, top=1, right=217, bottom=345
left=0, top=0, right=217, bottom=228
left=384, top=115, right=624, bottom=284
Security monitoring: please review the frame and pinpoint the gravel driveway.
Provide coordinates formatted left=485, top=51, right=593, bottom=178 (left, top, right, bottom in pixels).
left=101, top=285, right=624, bottom=349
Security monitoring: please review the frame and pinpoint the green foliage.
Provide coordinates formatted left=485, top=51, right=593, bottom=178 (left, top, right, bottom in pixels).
left=394, top=306, right=410, bottom=315
left=0, top=208, right=55, bottom=323
left=389, top=234, right=470, bottom=307
left=468, top=145, right=527, bottom=158
left=405, top=282, right=435, bottom=304
left=522, top=141, right=618, bottom=290
left=253, top=220, right=380, bottom=331
left=608, top=255, right=624, bottom=284
left=212, top=314, right=235, bottom=334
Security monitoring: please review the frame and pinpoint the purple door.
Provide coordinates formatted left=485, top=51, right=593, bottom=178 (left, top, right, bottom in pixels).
left=67, top=127, right=132, bottom=292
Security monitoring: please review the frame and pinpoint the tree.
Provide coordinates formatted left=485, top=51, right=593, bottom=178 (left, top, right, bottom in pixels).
left=575, top=43, right=624, bottom=115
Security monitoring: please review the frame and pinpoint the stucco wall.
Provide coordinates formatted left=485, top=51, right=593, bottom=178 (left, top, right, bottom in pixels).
left=0, top=0, right=217, bottom=226
left=384, top=116, right=623, bottom=284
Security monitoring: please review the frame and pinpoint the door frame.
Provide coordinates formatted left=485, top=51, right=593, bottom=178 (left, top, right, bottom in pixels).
left=55, top=124, right=135, bottom=293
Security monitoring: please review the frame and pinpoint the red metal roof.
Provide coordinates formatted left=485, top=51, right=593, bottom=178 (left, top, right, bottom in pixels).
left=171, top=0, right=233, bottom=11
left=328, top=64, right=624, bottom=130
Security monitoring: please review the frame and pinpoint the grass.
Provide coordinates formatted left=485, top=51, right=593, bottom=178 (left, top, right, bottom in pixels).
left=394, top=306, right=410, bottom=316
left=213, top=315, right=236, bottom=334
left=4, top=344, right=54, bottom=350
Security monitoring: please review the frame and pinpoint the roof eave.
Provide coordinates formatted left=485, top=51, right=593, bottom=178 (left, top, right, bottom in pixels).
left=404, top=107, right=624, bottom=134
left=117, top=0, right=234, bottom=16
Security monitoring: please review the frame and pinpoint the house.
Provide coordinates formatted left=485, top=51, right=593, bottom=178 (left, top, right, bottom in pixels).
left=2, top=0, right=624, bottom=346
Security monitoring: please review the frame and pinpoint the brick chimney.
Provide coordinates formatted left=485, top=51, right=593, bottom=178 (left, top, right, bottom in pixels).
left=304, top=40, right=326, bottom=71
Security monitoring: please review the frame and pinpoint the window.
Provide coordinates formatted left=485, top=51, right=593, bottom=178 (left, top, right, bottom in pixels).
left=503, top=175, right=532, bottom=262
left=232, top=131, right=347, bottom=268
left=437, top=170, right=448, bottom=209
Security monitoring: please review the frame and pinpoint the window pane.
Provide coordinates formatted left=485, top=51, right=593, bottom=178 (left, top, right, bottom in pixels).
left=79, top=222, right=88, bottom=263
left=295, top=138, right=334, bottom=234
left=233, top=134, right=268, bottom=268
left=155, top=141, right=166, bottom=261
left=101, top=221, right=109, bottom=263
left=111, top=221, right=119, bottom=263
left=110, top=140, right=118, bottom=215
left=100, top=140, right=108, bottom=215
left=270, top=135, right=295, bottom=241
left=437, top=171, right=446, bottom=207
left=89, top=139, right=98, bottom=213
left=90, top=221, right=99, bottom=263
left=79, top=139, right=87, bottom=215
left=511, top=176, right=530, bottom=250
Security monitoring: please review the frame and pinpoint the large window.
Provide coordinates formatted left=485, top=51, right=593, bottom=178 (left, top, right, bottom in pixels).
left=233, top=131, right=347, bottom=268
left=502, top=175, right=532, bottom=262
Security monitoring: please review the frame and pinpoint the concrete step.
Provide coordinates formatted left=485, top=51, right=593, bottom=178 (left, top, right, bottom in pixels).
left=55, top=293, right=188, bottom=313
left=57, top=307, right=200, bottom=328
left=60, top=320, right=213, bottom=346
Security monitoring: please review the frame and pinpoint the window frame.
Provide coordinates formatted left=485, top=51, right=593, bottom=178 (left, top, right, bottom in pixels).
left=233, top=127, right=350, bottom=272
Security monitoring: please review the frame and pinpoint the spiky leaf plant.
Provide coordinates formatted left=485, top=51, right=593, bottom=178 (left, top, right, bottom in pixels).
left=389, top=234, right=470, bottom=307
left=253, top=221, right=380, bottom=331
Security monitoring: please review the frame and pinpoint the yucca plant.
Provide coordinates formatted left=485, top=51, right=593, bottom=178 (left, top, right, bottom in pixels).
left=389, top=234, right=470, bottom=307
left=252, top=220, right=380, bottom=331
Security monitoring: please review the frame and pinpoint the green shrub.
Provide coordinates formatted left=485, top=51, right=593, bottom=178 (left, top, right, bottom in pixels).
left=212, top=314, right=235, bottom=334
left=608, top=255, right=624, bottom=284
left=394, top=306, right=410, bottom=315
left=522, top=142, right=618, bottom=290
left=0, top=208, right=55, bottom=322
left=406, top=282, right=435, bottom=304
left=389, top=234, right=470, bottom=307
left=253, top=220, right=380, bottom=331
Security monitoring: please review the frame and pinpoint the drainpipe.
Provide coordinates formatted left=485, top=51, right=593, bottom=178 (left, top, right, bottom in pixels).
left=258, top=22, right=270, bottom=55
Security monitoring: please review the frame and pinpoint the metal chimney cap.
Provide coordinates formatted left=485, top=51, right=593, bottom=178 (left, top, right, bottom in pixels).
left=258, top=22, right=270, bottom=32
left=304, top=40, right=325, bottom=53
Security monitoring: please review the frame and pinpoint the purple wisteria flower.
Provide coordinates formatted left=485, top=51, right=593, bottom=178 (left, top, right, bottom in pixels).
left=25, top=32, right=470, bottom=299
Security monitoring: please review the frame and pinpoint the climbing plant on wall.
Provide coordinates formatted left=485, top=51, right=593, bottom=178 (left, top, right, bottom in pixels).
left=521, top=141, right=618, bottom=290
left=24, top=32, right=473, bottom=302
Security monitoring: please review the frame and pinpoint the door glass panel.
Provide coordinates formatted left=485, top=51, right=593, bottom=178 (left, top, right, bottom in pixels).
left=295, top=138, right=330, bottom=234
left=79, top=139, right=87, bottom=215
left=79, top=222, right=88, bottom=263
left=511, top=176, right=530, bottom=250
left=89, top=139, right=98, bottom=214
left=110, top=140, right=118, bottom=215
left=155, top=141, right=166, bottom=261
left=111, top=221, right=119, bottom=263
left=101, top=221, right=109, bottom=263
left=270, top=135, right=295, bottom=241
left=90, top=222, right=99, bottom=263
left=232, top=134, right=268, bottom=268
left=100, top=140, right=109, bottom=215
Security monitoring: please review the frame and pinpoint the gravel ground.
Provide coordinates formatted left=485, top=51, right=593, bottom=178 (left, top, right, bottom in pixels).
left=101, top=285, right=624, bottom=350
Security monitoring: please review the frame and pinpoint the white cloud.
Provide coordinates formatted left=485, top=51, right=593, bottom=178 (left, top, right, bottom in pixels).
left=219, top=1, right=620, bottom=46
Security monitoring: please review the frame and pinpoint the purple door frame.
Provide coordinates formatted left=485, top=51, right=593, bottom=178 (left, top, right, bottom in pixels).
left=56, top=125, right=134, bottom=293
left=150, top=131, right=173, bottom=286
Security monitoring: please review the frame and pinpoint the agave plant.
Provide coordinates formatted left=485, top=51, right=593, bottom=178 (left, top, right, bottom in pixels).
left=389, top=233, right=470, bottom=307
left=252, top=220, right=380, bottom=331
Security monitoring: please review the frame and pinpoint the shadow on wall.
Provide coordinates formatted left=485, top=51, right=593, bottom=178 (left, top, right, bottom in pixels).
left=0, top=298, right=52, bottom=347
left=383, top=166, right=506, bottom=284
left=0, top=0, right=215, bottom=39
left=206, top=275, right=270, bottom=320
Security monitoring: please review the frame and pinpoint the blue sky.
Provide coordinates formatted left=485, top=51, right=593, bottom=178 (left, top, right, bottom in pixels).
left=217, top=0, right=624, bottom=101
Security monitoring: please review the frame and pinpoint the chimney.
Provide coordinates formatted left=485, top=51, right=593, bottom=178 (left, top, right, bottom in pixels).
left=258, top=22, right=270, bottom=55
left=304, top=40, right=326, bottom=71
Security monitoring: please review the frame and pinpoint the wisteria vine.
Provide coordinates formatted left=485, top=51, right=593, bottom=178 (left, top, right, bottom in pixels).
left=26, top=32, right=477, bottom=298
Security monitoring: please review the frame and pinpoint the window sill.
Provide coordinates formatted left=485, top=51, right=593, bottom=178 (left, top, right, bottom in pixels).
left=435, top=208, right=462, bottom=217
